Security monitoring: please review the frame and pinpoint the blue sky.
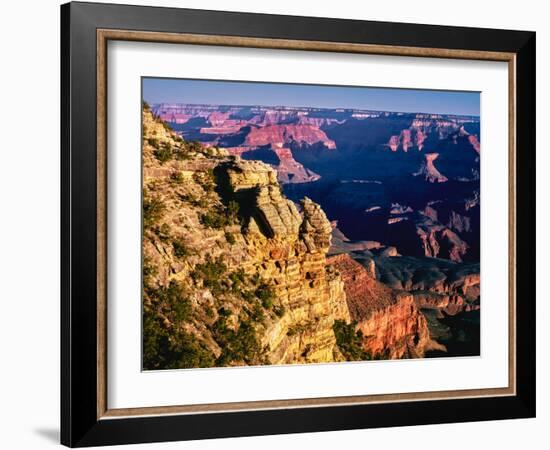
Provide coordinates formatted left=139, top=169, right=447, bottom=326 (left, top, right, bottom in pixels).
left=142, top=78, right=480, bottom=116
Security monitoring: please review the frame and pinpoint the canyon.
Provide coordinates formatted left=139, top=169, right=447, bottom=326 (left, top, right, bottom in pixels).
left=143, top=101, right=481, bottom=369
left=153, top=103, right=481, bottom=263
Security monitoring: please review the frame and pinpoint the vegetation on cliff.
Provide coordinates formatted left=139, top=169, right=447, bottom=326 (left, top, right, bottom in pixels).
left=141, top=106, right=351, bottom=370
left=333, top=320, right=371, bottom=361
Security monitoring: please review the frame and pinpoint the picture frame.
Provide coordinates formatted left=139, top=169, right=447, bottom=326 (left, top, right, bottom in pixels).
left=61, top=1, right=536, bottom=447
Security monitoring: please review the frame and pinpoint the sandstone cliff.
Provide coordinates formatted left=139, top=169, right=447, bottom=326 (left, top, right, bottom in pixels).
left=142, top=107, right=349, bottom=369
left=328, top=254, right=438, bottom=358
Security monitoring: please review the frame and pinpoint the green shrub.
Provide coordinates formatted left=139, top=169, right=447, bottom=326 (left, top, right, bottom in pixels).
left=155, top=280, right=191, bottom=322
left=188, top=141, right=203, bottom=153
left=241, top=290, right=255, bottom=303
left=250, top=273, right=261, bottom=286
left=227, top=200, right=239, bottom=222
left=147, top=137, right=159, bottom=148
left=255, top=283, right=275, bottom=309
left=192, top=170, right=216, bottom=192
left=201, top=199, right=241, bottom=228
left=178, top=193, right=204, bottom=207
left=170, top=171, right=184, bottom=185
left=204, top=169, right=217, bottom=192
left=213, top=315, right=261, bottom=366
left=201, top=208, right=229, bottom=228
left=142, top=279, right=194, bottom=374
left=333, top=320, right=371, bottom=361
left=225, top=231, right=236, bottom=245
left=191, top=257, right=227, bottom=295
left=228, top=269, right=246, bottom=293
left=205, top=306, right=215, bottom=318
left=174, top=148, right=191, bottom=161
left=251, top=301, right=265, bottom=322
left=143, top=196, right=165, bottom=229
left=287, top=323, right=308, bottom=337
left=155, top=223, right=171, bottom=242
left=190, top=196, right=209, bottom=208
left=142, top=309, right=215, bottom=370
left=172, top=238, right=191, bottom=259
left=273, top=305, right=286, bottom=318
left=153, top=142, right=173, bottom=164
left=142, top=255, right=157, bottom=288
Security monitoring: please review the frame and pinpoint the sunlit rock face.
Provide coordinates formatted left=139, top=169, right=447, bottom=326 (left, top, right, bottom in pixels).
left=142, top=108, right=350, bottom=368
left=328, top=253, right=436, bottom=359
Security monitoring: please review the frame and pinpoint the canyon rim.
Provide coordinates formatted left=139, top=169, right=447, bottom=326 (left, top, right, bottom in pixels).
left=141, top=78, right=481, bottom=370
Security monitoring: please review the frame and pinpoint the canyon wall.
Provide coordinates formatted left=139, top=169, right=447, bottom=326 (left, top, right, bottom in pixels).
left=142, top=108, right=350, bottom=368
left=328, top=253, right=436, bottom=359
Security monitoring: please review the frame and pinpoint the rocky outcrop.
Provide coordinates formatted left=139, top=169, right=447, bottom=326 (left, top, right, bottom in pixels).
left=412, top=290, right=479, bottom=316
left=390, top=203, right=413, bottom=215
left=374, top=254, right=480, bottom=315
left=447, top=210, right=471, bottom=233
left=329, top=223, right=395, bottom=257
left=416, top=220, right=468, bottom=262
left=142, top=108, right=350, bottom=368
left=328, top=254, right=436, bottom=358
left=271, top=146, right=321, bottom=184
left=244, top=124, right=336, bottom=149
left=224, top=163, right=351, bottom=364
left=422, top=205, right=439, bottom=221
left=414, top=153, right=448, bottom=183
left=387, top=127, right=431, bottom=152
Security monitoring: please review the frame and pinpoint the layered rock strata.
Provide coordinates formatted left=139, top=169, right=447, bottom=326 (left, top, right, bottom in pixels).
left=142, top=108, right=349, bottom=368
left=328, top=253, right=436, bottom=359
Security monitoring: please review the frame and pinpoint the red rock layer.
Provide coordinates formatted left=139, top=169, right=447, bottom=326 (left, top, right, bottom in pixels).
left=468, top=135, right=481, bottom=154
left=328, top=254, right=432, bottom=358
left=244, top=124, right=336, bottom=149
left=416, top=224, right=468, bottom=262
left=387, top=128, right=428, bottom=152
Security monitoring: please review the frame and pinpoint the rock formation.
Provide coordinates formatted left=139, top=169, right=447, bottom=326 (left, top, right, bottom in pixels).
left=271, top=145, right=321, bottom=184
left=415, top=219, right=468, bottom=262
left=374, top=254, right=480, bottom=316
left=244, top=124, right=336, bottom=149
left=414, top=153, right=448, bottom=183
left=142, top=107, right=350, bottom=369
left=142, top=102, right=481, bottom=366
left=328, top=254, right=437, bottom=358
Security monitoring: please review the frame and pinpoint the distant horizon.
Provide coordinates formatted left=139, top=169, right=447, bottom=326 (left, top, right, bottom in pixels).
left=146, top=101, right=480, bottom=118
left=142, top=78, right=481, bottom=117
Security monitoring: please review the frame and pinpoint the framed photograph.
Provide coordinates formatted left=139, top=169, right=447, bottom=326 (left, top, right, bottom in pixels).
left=61, top=1, right=536, bottom=447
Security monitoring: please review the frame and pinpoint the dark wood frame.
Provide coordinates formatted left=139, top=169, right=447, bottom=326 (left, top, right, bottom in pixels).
left=61, top=1, right=536, bottom=447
